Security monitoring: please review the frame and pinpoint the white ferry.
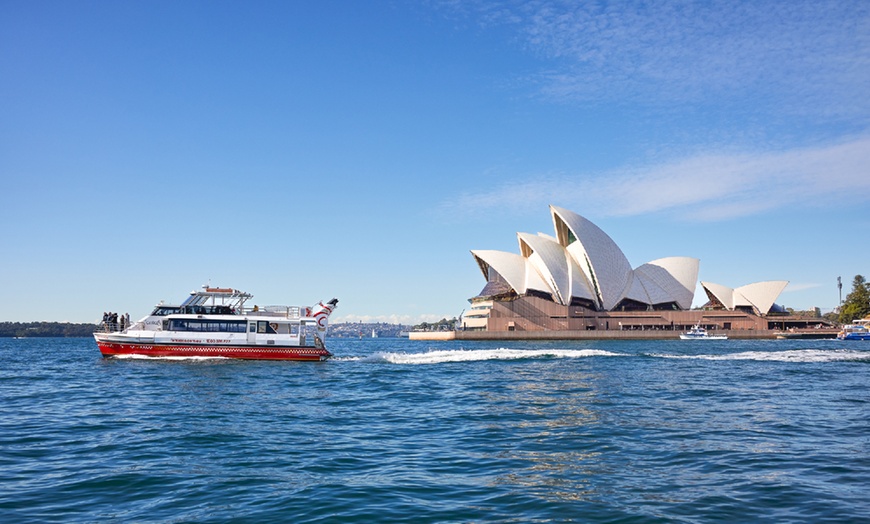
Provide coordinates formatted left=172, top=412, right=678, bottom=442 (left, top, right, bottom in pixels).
left=679, top=324, right=728, bottom=340
left=94, top=286, right=338, bottom=360
left=837, top=317, right=870, bottom=341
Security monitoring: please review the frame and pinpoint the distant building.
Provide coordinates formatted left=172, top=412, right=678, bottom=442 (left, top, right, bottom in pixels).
left=464, top=206, right=791, bottom=333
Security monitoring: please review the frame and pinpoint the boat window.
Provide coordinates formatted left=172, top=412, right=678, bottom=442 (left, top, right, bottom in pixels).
left=168, top=319, right=246, bottom=333
left=257, top=321, right=278, bottom=334
left=179, top=305, right=236, bottom=315
left=272, top=323, right=296, bottom=334
left=150, top=307, right=180, bottom=316
left=249, top=323, right=256, bottom=332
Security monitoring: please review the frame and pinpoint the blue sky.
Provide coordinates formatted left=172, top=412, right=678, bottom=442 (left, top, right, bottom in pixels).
left=2, top=0, right=868, bottom=324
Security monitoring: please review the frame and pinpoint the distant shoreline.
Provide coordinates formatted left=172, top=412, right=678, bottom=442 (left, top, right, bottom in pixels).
left=0, top=322, right=98, bottom=338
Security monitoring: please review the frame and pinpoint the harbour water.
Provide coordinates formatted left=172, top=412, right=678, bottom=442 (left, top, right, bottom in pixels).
left=1, top=337, right=868, bottom=523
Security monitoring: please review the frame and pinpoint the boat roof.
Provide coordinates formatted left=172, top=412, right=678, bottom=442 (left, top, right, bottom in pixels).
left=181, top=286, right=253, bottom=309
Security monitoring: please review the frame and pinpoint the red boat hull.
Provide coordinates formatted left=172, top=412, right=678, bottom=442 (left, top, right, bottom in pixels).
left=96, top=340, right=331, bottom=361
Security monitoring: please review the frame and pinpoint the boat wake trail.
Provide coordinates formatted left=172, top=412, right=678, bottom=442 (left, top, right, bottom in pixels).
left=653, top=349, right=870, bottom=363
left=339, top=348, right=622, bottom=365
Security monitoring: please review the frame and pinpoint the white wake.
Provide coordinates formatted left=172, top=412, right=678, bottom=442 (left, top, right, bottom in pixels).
left=340, top=348, right=622, bottom=365
left=653, top=349, right=870, bottom=363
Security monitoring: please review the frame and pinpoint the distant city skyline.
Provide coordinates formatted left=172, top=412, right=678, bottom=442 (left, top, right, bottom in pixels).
left=2, top=1, right=868, bottom=323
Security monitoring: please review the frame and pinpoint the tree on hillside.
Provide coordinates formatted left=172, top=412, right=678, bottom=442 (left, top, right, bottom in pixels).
left=412, top=317, right=459, bottom=331
left=0, top=322, right=97, bottom=337
left=838, top=275, right=870, bottom=324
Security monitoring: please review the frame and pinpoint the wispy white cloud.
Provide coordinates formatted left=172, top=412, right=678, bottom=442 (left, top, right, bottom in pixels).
left=433, top=2, right=870, bottom=221
left=442, top=1, right=870, bottom=118
left=781, top=283, right=822, bottom=293
left=441, top=135, right=870, bottom=221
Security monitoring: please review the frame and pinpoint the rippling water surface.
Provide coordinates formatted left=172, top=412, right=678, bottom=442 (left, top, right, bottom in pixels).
left=1, top=337, right=868, bottom=523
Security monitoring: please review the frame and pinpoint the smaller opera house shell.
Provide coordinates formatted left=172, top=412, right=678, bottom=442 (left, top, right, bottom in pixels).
left=464, top=206, right=789, bottom=333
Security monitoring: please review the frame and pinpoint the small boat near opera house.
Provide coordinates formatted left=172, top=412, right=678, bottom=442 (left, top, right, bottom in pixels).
left=836, top=318, right=870, bottom=341
left=94, top=286, right=338, bottom=360
left=680, top=324, right=728, bottom=340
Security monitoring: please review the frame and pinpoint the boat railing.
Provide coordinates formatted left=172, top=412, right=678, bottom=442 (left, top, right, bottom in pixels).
left=247, top=305, right=302, bottom=319
left=95, top=321, right=119, bottom=333
left=96, top=320, right=145, bottom=333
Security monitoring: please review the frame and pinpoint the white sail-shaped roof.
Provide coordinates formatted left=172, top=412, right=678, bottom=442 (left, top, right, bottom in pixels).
left=519, top=233, right=568, bottom=304
left=701, top=281, right=736, bottom=310
left=564, top=247, right=596, bottom=303
left=470, top=206, right=784, bottom=314
left=517, top=232, right=600, bottom=305
left=551, top=206, right=633, bottom=311
left=621, top=273, right=653, bottom=306
left=632, top=272, right=675, bottom=306
left=471, top=250, right=548, bottom=296
left=701, top=280, right=788, bottom=314
left=735, top=281, right=789, bottom=315
left=635, top=257, right=699, bottom=310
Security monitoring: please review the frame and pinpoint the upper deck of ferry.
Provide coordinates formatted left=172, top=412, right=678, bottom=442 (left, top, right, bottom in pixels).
left=150, top=286, right=307, bottom=319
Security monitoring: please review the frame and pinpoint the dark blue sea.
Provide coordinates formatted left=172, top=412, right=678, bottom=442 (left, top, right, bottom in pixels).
left=1, top=337, right=869, bottom=523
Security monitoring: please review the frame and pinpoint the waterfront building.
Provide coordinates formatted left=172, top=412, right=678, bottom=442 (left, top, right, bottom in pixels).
left=463, top=206, right=796, bottom=334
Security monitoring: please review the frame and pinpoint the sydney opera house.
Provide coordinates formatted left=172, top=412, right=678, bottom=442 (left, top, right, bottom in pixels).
left=462, top=206, right=793, bottom=335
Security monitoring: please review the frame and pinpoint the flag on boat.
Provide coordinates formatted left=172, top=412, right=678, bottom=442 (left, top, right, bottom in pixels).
left=310, top=298, right=339, bottom=330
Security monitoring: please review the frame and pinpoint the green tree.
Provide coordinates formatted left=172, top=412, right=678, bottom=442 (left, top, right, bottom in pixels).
left=839, top=275, right=870, bottom=324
